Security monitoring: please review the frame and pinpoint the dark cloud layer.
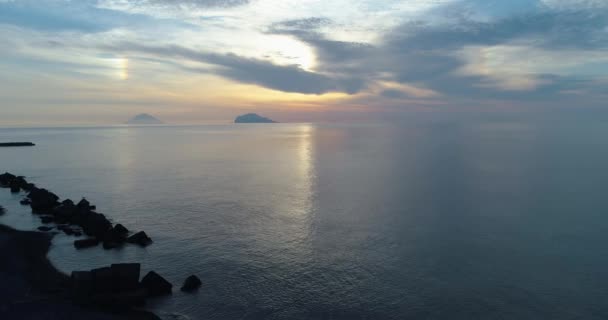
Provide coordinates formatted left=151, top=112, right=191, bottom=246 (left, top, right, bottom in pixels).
left=106, top=43, right=365, bottom=94
left=265, top=1, right=607, bottom=103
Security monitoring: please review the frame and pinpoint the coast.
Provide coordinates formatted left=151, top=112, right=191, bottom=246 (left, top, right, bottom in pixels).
left=0, top=224, right=159, bottom=319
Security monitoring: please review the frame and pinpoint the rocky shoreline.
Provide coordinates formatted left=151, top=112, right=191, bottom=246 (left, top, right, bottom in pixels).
left=0, top=172, right=201, bottom=318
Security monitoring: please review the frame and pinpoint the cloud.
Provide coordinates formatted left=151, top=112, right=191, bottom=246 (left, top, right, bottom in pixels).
left=99, top=0, right=249, bottom=9
left=105, top=43, right=367, bottom=94
left=267, top=1, right=607, bottom=106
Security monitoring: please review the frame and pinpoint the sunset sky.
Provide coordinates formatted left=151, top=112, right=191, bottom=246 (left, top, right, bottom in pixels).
left=0, top=0, right=607, bottom=125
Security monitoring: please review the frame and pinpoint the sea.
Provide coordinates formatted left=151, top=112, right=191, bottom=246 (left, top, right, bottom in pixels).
left=1, top=120, right=608, bottom=319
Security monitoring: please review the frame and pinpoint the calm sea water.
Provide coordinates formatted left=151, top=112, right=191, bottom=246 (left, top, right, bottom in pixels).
left=1, top=121, right=608, bottom=319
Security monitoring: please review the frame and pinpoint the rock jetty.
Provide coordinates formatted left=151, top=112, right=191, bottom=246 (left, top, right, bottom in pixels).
left=71, top=263, right=173, bottom=310
left=0, top=172, right=152, bottom=250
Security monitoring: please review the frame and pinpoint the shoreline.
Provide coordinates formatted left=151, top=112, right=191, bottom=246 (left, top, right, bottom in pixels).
left=0, top=224, right=160, bottom=319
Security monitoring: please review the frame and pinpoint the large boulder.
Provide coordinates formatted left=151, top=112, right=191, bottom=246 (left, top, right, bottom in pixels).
left=127, top=231, right=153, bottom=247
left=140, top=271, right=172, bottom=296
left=111, top=263, right=141, bottom=291
left=40, top=216, right=55, bottom=224
left=74, top=238, right=100, bottom=249
left=77, top=198, right=96, bottom=212
left=54, top=200, right=78, bottom=223
left=101, top=225, right=130, bottom=249
left=9, top=180, right=20, bottom=193
left=91, top=267, right=113, bottom=293
left=0, top=172, right=16, bottom=187
left=114, top=223, right=129, bottom=235
left=180, top=275, right=202, bottom=292
left=28, top=188, right=60, bottom=213
left=80, top=212, right=112, bottom=238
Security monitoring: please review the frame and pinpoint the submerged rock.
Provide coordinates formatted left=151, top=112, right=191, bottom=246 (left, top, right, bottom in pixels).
left=127, top=231, right=153, bottom=247
left=40, top=216, right=55, bottom=224
left=74, top=238, right=100, bottom=249
left=37, top=226, right=53, bottom=232
left=141, top=271, right=172, bottom=296
left=180, top=275, right=202, bottom=292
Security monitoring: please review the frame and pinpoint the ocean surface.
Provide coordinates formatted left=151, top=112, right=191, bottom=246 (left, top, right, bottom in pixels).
left=1, top=121, right=608, bottom=319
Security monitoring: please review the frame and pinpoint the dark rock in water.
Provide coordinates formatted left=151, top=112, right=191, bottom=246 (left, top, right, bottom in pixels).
left=127, top=231, right=153, bottom=247
left=114, top=223, right=129, bottom=235
left=141, top=271, right=172, bottom=296
left=0, top=142, right=35, bottom=147
left=234, top=113, right=277, bottom=123
left=57, top=224, right=79, bottom=236
left=40, top=216, right=54, bottom=224
left=74, top=238, right=100, bottom=249
left=54, top=200, right=78, bottom=223
left=0, top=172, right=16, bottom=186
left=71, top=268, right=148, bottom=310
left=9, top=180, right=20, bottom=193
left=0, top=205, right=5, bottom=215
left=37, top=226, right=53, bottom=232
left=111, top=263, right=141, bottom=291
left=77, top=198, right=96, bottom=212
left=73, top=231, right=83, bottom=237
left=180, top=275, right=202, bottom=292
left=20, top=198, right=31, bottom=205
left=102, top=241, right=122, bottom=250
left=28, top=187, right=60, bottom=212
left=80, top=212, right=112, bottom=238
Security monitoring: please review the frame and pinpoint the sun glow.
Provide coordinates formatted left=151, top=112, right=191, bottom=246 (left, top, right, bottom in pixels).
left=114, top=57, right=129, bottom=80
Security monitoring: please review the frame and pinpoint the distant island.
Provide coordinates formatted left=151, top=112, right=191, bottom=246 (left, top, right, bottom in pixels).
left=127, top=113, right=164, bottom=125
left=234, top=113, right=277, bottom=123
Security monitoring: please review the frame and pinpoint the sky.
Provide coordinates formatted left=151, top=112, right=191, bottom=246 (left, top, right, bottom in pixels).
left=0, top=0, right=607, bottom=125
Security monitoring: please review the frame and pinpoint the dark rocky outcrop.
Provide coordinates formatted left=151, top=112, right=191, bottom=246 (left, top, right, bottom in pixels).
left=181, top=275, right=202, bottom=292
left=0, top=205, right=5, bottom=215
left=141, top=271, right=172, bottom=296
left=0, top=142, right=35, bottom=147
left=74, top=238, right=100, bottom=249
left=111, top=263, right=141, bottom=292
left=114, top=223, right=129, bottom=235
left=127, top=231, right=153, bottom=247
left=37, top=226, right=53, bottom=232
left=28, top=187, right=60, bottom=213
left=20, top=198, right=31, bottom=205
left=70, top=263, right=170, bottom=310
left=40, top=216, right=55, bottom=224
left=10, top=180, right=21, bottom=193
left=0, top=172, right=16, bottom=186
